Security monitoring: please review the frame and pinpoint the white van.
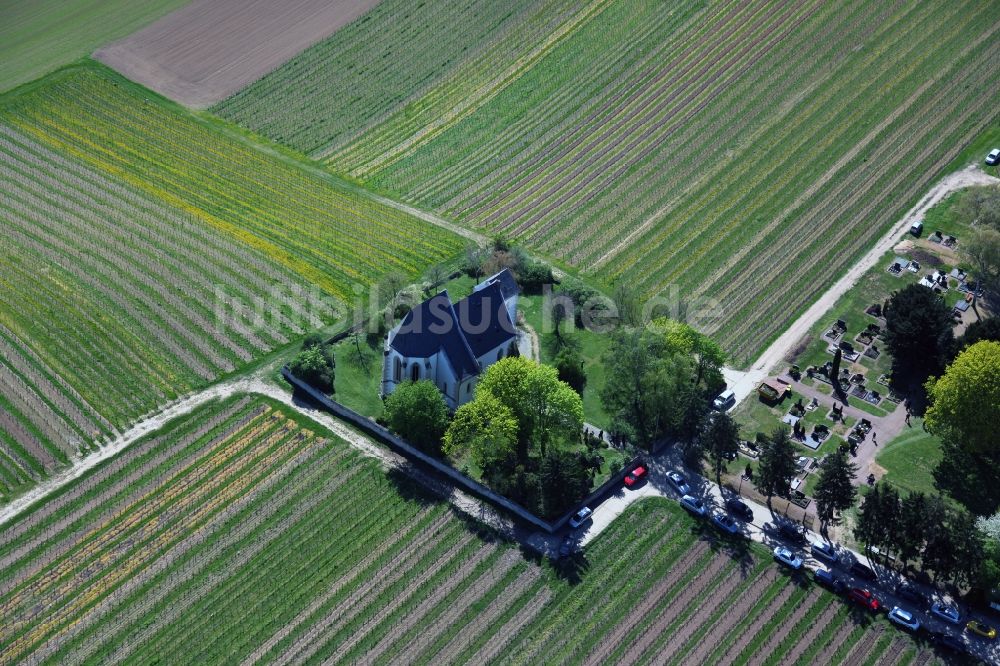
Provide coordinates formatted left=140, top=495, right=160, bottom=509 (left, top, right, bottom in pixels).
left=712, top=389, right=735, bottom=411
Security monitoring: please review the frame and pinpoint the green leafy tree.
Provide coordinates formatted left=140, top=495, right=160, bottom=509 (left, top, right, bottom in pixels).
left=927, top=341, right=1000, bottom=515
left=443, top=393, right=518, bottom=470
left=703, top=412, right=740, bottom=485
left=925, top=341, right=1000, bottom=458
left=650, top=317, right=726, bottom=390
left=289, top=346, right=335, bottom=394
left=476, top=357, right=583, bottom=462
left=756, top=428, right=797, bottom=504
left=554, top=347, right=587, bottom=395
left=884, top=284, right=954, bottom=392
left=813, top=450, right=858, bottom=530
left=601, top=327, right=708, bottom=449
left=383, top=381, right=450, bottom=456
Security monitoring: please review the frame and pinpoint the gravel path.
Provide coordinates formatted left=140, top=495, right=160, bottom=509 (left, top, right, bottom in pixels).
left=726, top=165, right=999, bottom=399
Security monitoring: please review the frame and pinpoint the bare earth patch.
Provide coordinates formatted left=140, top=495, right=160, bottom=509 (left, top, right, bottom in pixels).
left=93, top=0, right=380, bottom=108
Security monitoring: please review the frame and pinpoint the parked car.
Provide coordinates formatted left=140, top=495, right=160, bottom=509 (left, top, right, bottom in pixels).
left=680, top=494, right=706, bottom=517
left=931, top=632, right=967, bottom=654
left=558, top=537, right=573, bottom=559
left=811, top=541, right=837, bottom=564
left=712, top=512, right=742, bottom=536
left=986, top=148, right=1000, bottom=166
left=896, top=584, right=924, bottom=606
left=623, top=464, right=648, bottom=488
left=814, top=567, right=846, bottom=593
left=726, top=498, right=754, bottom=522
left=569, top=507, right=592, bottom=529
left=888, top=606, right=921, bottom=632
left=773, top=546, right=804, bottom=571
left=850, top=561, right=878, bottom=582
left=667, top=471, right=691, bottom=496
left=930, top=601, right=962, bottom=625
left=712, top=389, right=736, bottom=411
left=966, top=619, right=997, bottom=639
left=778, top=522, right=807, bottom=546
left=848, top=587, right=881, bottom=611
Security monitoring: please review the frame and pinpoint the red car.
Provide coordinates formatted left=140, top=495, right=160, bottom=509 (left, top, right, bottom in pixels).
left=624, top=465, right=648, bottom=488
left=848, top=588, right=881, bottom=611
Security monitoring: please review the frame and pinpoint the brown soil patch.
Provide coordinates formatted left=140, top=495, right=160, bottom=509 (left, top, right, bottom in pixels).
left=93, top=0, right=380, bottom=108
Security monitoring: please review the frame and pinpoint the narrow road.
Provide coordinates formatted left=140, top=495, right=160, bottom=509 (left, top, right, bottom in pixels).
left=723, top=165, right=999, bottom=405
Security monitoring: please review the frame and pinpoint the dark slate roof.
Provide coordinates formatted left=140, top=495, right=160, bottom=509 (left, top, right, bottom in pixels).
left=481, top=268, right=519, bottom=302
left=389, top=282, right=517, bottom=378
left=455, top=281, right=517, bottom=359
left=390, top=291, right=479, bottom=378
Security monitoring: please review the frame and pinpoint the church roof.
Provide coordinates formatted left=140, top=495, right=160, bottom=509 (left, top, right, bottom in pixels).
left=389, top=280, right=517, bottom=378
left=459, top=281, right=517, bottom=358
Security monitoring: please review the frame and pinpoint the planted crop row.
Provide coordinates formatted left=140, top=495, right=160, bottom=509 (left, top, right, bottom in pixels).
left=0, top=65, right=465, bottom=501
left=235, top=0, right=1000, bottom=363
left=2, top=419, right=933, bottom=665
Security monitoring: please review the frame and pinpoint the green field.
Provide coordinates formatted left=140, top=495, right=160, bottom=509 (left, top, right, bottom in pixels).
left=0, top=63, right=463, bottom=500
left=215, top=0, right=1000, bottom=365
left=0, top=397, right=939, bottom=664
left=0, top=0, right=190, bottom=93
left=875, top=419, right=944, bottom=498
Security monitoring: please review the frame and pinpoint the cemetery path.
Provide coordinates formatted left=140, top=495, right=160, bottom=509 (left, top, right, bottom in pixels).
left=726, top=165, right=999, bottom=405
left=783, top=377, right=908, bottom=487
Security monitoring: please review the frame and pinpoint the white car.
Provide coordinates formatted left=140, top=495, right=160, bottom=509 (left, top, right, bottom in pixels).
left=569, top=507, right=592, bottom=529
left=773, top=546, right=803, bottom=571
left=679, top=494, right=706, bottom=517
left=712, top=512, right=741, bottom=536
left=986, top=148, right=1000, bottom=166
left=811, top=541, right=837, bottom=564
left=888, top=606, right=921, bottom=632
left=930, top=601, right=962, bottom=625
left=666, top=471, right=691, bottom=496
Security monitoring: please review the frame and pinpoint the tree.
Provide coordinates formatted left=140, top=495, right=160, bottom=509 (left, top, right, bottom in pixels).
left=830, top=347, right=842, bottom=395
left=443, top=392, right=518, bottom=469
left=649, top=317, right=726, bottom=390
left=383, top=381, right=450, bottom=456
left=289, top=345, right=335, bottom=394
left=756, top=428, right=797, bottom=504
left=884, top=284, right=955, bottom=393
left=897, top=491, right=928, bottom=570
left=855, top=485, right=884, bottom=552
left=813, top=450, right=858, bottom=530
left=955, top=317, right=1000, bottom=354
left=424, top=263, right=448, bottom=292
left=600, top=326, right=709, bottom=449
left=554, top=347, right=587, bottom=395
left=703, top=412, right=740, bottom=484
left=965, top=228, right=1000, bottom=302
left=540, top=448, right=597, bottom=518
left=476, top=356, right=583, bottom=462
left=855, top=483, right=900, bottom=559
left=925, top=341, right=1000, bottom=459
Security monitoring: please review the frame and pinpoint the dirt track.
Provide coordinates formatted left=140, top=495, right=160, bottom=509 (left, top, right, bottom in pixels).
left=94, top=0, right=379, bottom=108
left=724, top=165, right=999, bottom=402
